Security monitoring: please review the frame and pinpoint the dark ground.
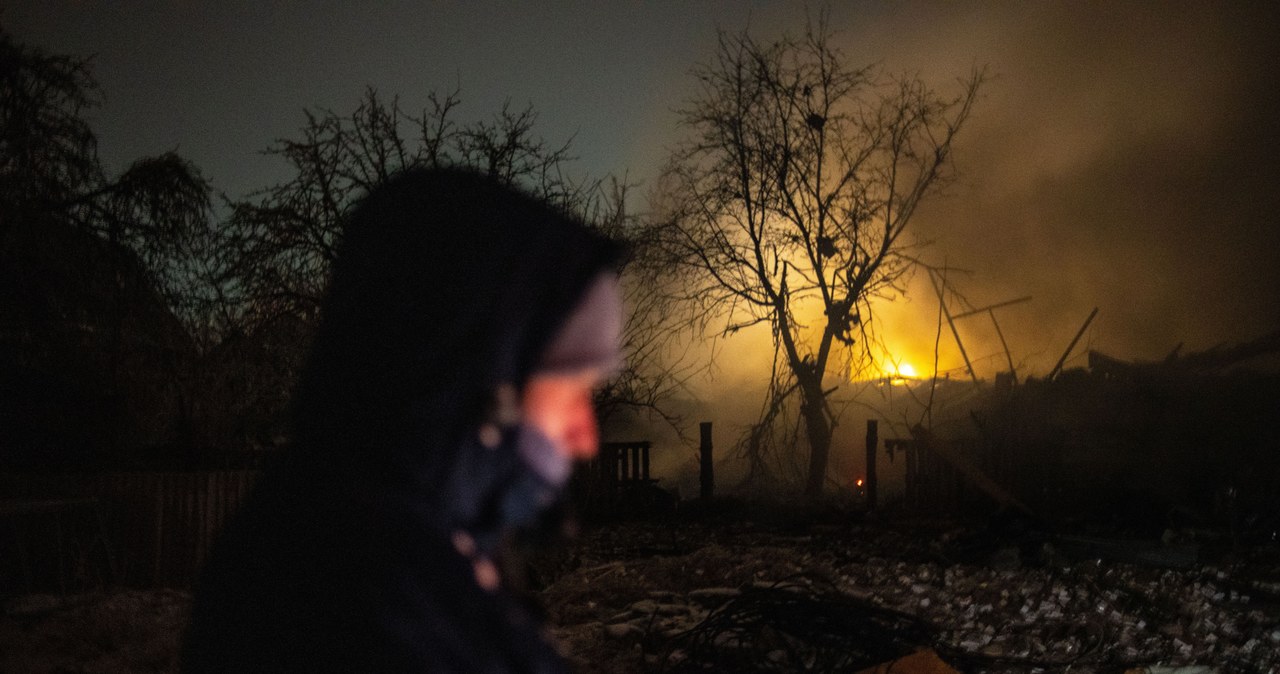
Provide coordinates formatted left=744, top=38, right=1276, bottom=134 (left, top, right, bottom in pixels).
left=3, top=504, right=1279, bottom=673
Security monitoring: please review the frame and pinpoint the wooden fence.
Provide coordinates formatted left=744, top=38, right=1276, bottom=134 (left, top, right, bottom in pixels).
left=888, top=438, right=984, bottom=513
left=0, top=471, right=259, bottom=592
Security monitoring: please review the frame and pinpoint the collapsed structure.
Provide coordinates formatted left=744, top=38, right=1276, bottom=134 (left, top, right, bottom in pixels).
left=886, top=329, right=1280, bottom=534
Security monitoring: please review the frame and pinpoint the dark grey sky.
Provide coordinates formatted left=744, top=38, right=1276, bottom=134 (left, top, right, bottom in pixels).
left=8, top=1, right=1280, bottom=377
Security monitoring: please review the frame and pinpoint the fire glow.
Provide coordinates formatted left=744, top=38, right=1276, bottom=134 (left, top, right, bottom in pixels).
left=883, top=359, right=921, bottom=386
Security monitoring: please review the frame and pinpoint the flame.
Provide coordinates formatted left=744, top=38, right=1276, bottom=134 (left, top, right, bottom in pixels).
left=849, top=348, right=933, bottom=384
left=882, top=358, right=920, bottom=385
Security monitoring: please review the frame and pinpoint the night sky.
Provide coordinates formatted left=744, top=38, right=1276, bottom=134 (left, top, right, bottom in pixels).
left=8, top=1, right=1280, bottom=380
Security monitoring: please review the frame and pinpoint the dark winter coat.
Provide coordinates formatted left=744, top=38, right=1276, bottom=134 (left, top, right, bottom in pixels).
left=182, top=168, right=620, bottom=673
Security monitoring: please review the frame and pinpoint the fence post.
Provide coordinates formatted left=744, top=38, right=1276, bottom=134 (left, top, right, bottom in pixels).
left=641, top=442, right=651, bottom=481
left=153, top=478, right=164, bottom=587
left=699, top=421, right=714, bottom=500
left=865, top=420, right=878, bottom=510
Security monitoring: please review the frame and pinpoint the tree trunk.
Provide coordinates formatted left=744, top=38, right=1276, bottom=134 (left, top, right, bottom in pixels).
left=801, top=381, right=832, bottom=497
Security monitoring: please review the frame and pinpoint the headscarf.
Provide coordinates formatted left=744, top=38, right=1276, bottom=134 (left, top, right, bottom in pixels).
left=284, top=166, right=623, bottom=545
left=184, top=167, right=623, bottom=673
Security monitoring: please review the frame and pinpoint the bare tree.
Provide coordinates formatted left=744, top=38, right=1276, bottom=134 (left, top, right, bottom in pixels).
left=592, top=182, right=704, bottom=432
left=0, top=27, right=100, bottom=227
left=223, top=88, right=693, bottom=437
left=658, top=16, right=983, bottom=496
left=224, top=87, right=600, bottom=328
left=1, top=27, right=215, bottom=463
left=1, top=28, right=214, bottom=316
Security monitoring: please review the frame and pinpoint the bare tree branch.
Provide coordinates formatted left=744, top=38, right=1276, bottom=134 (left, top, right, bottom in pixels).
left=656, top=14, right=984, bottom=495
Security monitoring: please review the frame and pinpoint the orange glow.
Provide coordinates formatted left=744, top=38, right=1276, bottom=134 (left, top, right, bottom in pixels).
left=855, top=478, right=864, bottom=487
left=851, top=352, right=933, bottom=383
left=878, top=357, right=923, bottom=385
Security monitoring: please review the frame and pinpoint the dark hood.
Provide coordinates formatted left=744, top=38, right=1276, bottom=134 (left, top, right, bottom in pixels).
left=285, top=167, right=621, bottom=508
left=184, top=167, right=615, bottom=672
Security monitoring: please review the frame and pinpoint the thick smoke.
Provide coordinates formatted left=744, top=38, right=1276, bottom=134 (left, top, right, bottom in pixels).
left=850, top=2, right=1280, bottom=374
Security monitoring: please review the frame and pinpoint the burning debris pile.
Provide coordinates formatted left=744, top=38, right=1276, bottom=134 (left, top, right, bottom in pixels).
left=541, top=333, right=1280, bottom=671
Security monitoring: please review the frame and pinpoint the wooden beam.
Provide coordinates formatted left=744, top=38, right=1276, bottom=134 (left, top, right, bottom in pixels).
left=929, top=269, right=979, bottom=384
left=1049, top=307, right=1099, bottom=380
left=950, top=296, right=1033, bottom=320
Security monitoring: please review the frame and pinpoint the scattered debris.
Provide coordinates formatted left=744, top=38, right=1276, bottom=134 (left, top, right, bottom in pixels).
left=544, top=518, right=1280, bottom=673
left=3, top=517, right=1278, bottom=673
left=1, top=589, right=189, bottom=674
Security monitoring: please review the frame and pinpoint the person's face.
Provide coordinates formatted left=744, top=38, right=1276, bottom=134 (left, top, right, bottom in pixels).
left=520, top=368, right=604, bottom=461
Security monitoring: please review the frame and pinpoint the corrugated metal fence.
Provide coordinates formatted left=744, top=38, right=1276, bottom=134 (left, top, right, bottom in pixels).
left=0, top=471, right=259, bottom=592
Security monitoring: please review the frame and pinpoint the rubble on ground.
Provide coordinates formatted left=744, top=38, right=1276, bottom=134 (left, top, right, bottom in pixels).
left=542, top=518, right=1280, bottom=673
left=0, top=589, right=189, bottom=673
left=3, top=515, right=1278, bottom=673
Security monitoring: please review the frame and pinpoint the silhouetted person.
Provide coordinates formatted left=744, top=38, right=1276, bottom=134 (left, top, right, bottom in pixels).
left=182, top=167, right=623, bottom=673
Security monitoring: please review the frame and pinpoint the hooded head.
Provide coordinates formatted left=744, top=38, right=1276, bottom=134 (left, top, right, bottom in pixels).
left=287, top=167, right=622, bottom=544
